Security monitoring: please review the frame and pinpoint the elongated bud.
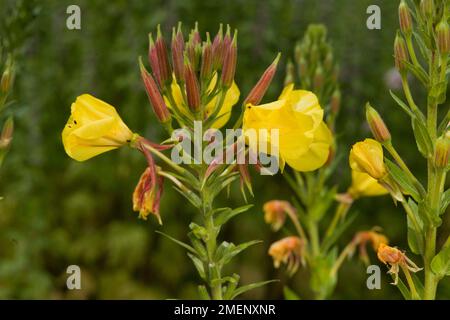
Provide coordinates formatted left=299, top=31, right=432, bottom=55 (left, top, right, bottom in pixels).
left=313, top=65, right=324, bottom=90
left=436, top=20, right=450, bottom=55
left=420, top=0, right=434, bottom=19
left=284, top=59, right=295, bottom=86
left=435, top=135, right=450, bottom=168
left=1, top=58, right=14, bottom=94
left=399, top=1, right=413, bottom=36
left=238, top=163, right=253, bottom=199
left=294, top=43, right=302, bottom=61
left=148, top=34, right=161, bottom=86
left=156, top=25, right=172, bottom=86
left=212, top=24, right=224, bottom=70
left=184, top=58, right=201, bottom=112
left=394, top=32, right=409, bottom=74
left=171, top=25, right=185, bottom=83
left=191, top=22, right=201, bottom=46
left=221, top=30, right=237, bottom=88
left=324, top=51, right=334, bottom=70
left=366, top=103, right=391, bottom=143
left=201, top=33, right=213, bottom=81
left=299, top=56, right=307, bottom=76
left=139, top=57, right=171, bottom=123
left=0, top=117, right=13, bottom=149
left=330, top=89, right=341, bottom=114
left=244, top=53, right=280, bottom=105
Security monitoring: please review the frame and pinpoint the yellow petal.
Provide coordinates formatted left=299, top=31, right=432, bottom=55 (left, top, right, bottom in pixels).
left=207, top=81, right=240, bottom=128
left=348, top=171, right=388, bottom=198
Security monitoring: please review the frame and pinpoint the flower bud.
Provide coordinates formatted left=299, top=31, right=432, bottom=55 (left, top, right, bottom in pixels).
left=394, top=33, right=409, bottom=74
left=349, top=138, right=387, bottom=179
left=330, top=89, right=341, bottom=114
left=171, top=25, right=185, bottom=83
left=244, top=53, right=280, bottom=106
left=200, top=34, right=213, bottom=81
left=221, top=30, right=237, bottom=88
left=399, top=0, right=413, bottom=35
left=148, top=34, right=161, bottom=86
left=420, top=0, right=434, bottom=19
left=366, top=104, right=391, bottom=143
left=1, top=59, right=14, bottom=94
left=434, top=135, right=450, bottom=168
left=313, top=65, right=324, bottom=90
left=436, top=19, right=450, bottom=55
left=0, top=117, right=13, bottom=149
left=212, top=24, right=224, bottom=70
left=284, top=59, right=295, bottom=86
left=139, top=57, right=171, bottom=123
left=184, top=58, right=201, bottom=113
left=156, top=25, right=172, bottom=86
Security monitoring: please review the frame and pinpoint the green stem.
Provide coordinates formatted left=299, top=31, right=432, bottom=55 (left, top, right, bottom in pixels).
left=406, top=35, right=421, bottom=69
left=324, top=201, right=352, bottom=239
left=423, top=227, right=437, bottom=300
left=401, top=265, right=420, bottom=300
left=308, top=221, right=320, bottom=257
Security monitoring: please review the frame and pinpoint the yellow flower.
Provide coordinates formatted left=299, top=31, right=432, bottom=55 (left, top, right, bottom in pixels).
left=243, top=84, right=332, bottom=172
left=347, top=170, right=388, bottom=199
left=165, top=73, right=240, bottom=128
left=349, top=138, right=387, bottom=179
left=62, top=94, right=134, bottom=161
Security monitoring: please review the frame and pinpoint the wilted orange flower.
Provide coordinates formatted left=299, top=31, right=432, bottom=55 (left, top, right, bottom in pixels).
left=133, top=166, right=164, bottom=224
left=377, top=243, right=422, bottom=285
left=263, top=200, right=295, bottom=231
left=352, top=230, right=389, bottom=265
left=268, top=236, right=305, bottom=276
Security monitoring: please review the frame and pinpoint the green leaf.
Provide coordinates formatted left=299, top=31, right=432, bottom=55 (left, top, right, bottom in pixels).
left=412, top=118, right=434, bottom=158
left=230, top=280, right=278, bottom=299
left=198, top=285, right=210, bottom=300
left=411, top=272, right=424, bottom=299
left=173, top=186, right=202, bottom=208
left=283, top=286, right=301, bottom=300
left=440, top=189, right=450, bottom=215
left=406, top=199, right=424, bottom=255
left=214, top=204, right=253, bottom=226
left=385, top=159, right=421, bottom=201
left=431, top=244, right=450, bottom=278
left=321, top=211, right=358, bottom=253
left=395, top=277, right=412, bottom=300
left=189, top=223, right=208, bottom=239
left=156, top=231, right=198, bottom=255
left=403, top=60, right=429, bottom=86
left=223, top=274, right=240, bottom=300
left=389, top=90, right=416, bottom=118
left=309, top=187, right=336, bottom=222
left=187, top=253, right=206, bottom=280
left=217, top=240, right=262, bottom=265
left=429, top=80, right=448, bottom=105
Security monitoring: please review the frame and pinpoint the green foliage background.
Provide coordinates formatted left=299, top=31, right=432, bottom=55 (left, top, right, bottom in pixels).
left=0, top=0, right=449, bottom=299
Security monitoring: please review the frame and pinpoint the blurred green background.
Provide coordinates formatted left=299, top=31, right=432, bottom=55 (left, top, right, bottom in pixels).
left=0, top=0, right=449, bottom=299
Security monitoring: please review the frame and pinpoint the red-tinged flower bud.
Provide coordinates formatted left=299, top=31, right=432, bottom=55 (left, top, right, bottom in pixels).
left=437, top=20, right=450, bottom=55
left=221, top=30, right=237, bottom=88
left=324, top=51, right=334, bottom=71
left=148, top=34, right=161, bottom=86
left=244, top=53, right=280, bottom=105
left=366, top=103, right=391, bottom=143
left=184, top=58, right=201, bottom=113
left=420, top=0, right=434, bottom=19
left=394, top=33, right=409, bottom=74
left=435, top=135, right=450, bottom=168
left=330, top=89, right=341, bottom=114
left=313, top=65, right=324, bottom=90
left=156, top=25, right=172, bottom=86
left=1, top=58, right=14, bottom=94
left=294, top=43, right=302, bottom=62
left=399, top=0, right=413, bottom=36
left=0, top=117, right=13, bottom=149
left=139, top=57, right=171, bottom=123
left=201, top=33, right=213, bottom=81
left=299, top=56, right=307, bottom=76
left=190, top=22, right=201, bottom=46
left=238, top=163, right=253, bottom=197
left=212, top=24, right=224, bottom=70
left=171, top=26, right=185, bottom=83
left=284, top=59, right=295, bottom=86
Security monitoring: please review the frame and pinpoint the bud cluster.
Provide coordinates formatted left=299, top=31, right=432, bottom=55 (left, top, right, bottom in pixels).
left=140, top=23, right=239, bottom=127
left=285, top=24, right=340, bottom=117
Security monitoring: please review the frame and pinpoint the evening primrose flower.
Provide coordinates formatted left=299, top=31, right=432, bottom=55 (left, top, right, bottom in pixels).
left=62, top=94, right=134, bottom=161
left=268, top=236, right=305, bottom=276
left=165, top=73, right=240, bottom=128
left=243, top=84, right=332, bottom=172
left=351, top=230, right=389, bottom=265
left=349, top=139, right=387, bottom=180
left=347, top=170, right=388, bottom=199
left=377, top=243, right=422, bottom=285
left=263, top=200, right=293, bottom=231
